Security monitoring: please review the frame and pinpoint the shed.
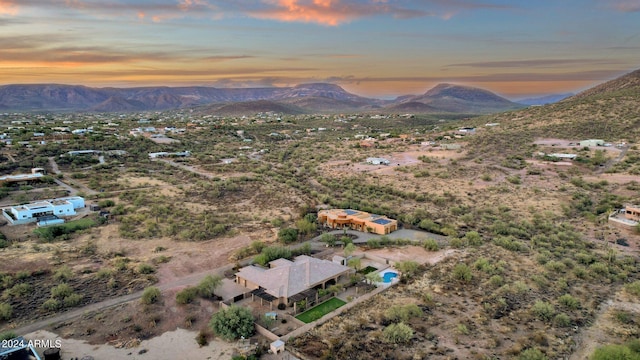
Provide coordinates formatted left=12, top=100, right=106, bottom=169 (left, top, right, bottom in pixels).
left=270, top=339, right=285, bottom=354
left=366, top=157, right=390, bottom=165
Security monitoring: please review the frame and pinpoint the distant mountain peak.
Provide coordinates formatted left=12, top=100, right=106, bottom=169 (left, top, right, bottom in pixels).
left=293, top=83, right=346, bottom=91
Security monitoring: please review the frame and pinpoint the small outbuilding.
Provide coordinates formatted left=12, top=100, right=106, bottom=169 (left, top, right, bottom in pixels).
left=366, top=157, right=390, bottom=165
left=270, top=339, right=285, bottom=354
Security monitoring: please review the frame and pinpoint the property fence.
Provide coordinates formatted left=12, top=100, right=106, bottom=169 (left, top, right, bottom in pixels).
left=280, top=282, right=390, bottom=342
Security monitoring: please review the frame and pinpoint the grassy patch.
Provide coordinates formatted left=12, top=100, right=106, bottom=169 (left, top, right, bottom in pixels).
left=296, top=297, right=346, bottom=324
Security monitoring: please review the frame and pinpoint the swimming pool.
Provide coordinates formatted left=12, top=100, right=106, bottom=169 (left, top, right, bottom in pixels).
left=380, top=270, right=399, bottom=283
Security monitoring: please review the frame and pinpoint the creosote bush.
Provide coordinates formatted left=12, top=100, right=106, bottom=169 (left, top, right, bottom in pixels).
left=453, top=263, right=472, bottom=282
left=382, top=322, right=413, bottom=344
left=141, top=286, right=161, bottom=305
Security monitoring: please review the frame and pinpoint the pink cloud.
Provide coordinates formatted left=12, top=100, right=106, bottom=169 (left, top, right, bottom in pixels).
left=612, top=0, right=640, bottom=12
left=249, top=0, right=428, bottom=26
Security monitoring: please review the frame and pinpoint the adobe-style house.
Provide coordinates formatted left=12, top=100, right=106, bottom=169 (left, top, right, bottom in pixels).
left=318, top=209, right=398, bottom=235
left=235, top=255, right=352, bottom=306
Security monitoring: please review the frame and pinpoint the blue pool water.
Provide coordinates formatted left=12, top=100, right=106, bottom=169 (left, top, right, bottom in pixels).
left=382, top=271, right=398, bottom=283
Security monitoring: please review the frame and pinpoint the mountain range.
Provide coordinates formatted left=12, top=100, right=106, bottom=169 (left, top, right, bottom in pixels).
left=0, top=82, right=525, bottom=114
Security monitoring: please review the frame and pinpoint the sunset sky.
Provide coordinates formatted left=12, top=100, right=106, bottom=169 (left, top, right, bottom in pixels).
left=1, top=0, right=639, bottom=99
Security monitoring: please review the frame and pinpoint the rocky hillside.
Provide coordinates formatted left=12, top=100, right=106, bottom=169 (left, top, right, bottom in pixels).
left=571, top=69, right=640, bottom=99
left=465, top=67, right=640, bottom=160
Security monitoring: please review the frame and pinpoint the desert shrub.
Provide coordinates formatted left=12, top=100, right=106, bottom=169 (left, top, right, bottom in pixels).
left=197, top=275, right=222, bottom=298
left=453, top=263, right=472, bottom=282
left=137, top=263, right=156, bottom=274
left=96, top=269, right=113, bottom=279
left=254, top=246, right=292, bottom=266
left=385, top=304, right=423, bottom=323
left=382, top=322, right=413, bottom=344
left=53, top=265, right=73, bottom=282
left=176, top=287, right=199, bottom=304
left=518, top=348, right=548, bottom=360
left=141, top=286, right=161, bottom=305
left=493, top=236, right=527, bottom=252
left=278, top=228, right=299, bottom=244
left=558, top=294, right=580, bottom=309
left=553, top=313, right=571, bottom=327
left=63, top=293, right=83, bottom=307
left=0, top=331, right=17, bottom=341
left=51, top=283, right=73, bottom=299
left=507, top=175, right=521, bottom=184
left=423, top=239, right=439, bottom=251
left=321, top=233, right=337, bottom=247
left=209, top=305, right=255, bottom=341
left=531, top=300, right=555, bottom=321
left=591, top=342, right=640, bottom=360
left=464, top=231, right=483, bottom=246
left=545, top=260, right=566, bottom=272
left=589, top=262, right=609, bottom=277
left=625, top=280, right=640, bottom=297
left=4, top=283, right=32, bottom=298
left=0, top=302, right=12, bottom=320
left=474, top=258, right=495, bottom=273
left=449, top=237, right=467, bottom=248
left=42, top=299, right=61, bottom=311
left=489, top=275, right=504, bottom=287
left=98, top=199, right=115, bottom=208
left=250, top=241, right=266, bottom=254
left=14, top=271, right=30, bottom=280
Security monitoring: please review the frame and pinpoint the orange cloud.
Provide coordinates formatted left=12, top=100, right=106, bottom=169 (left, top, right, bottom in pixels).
left=0, top=0, right=18, bottom=15
left=253, top=0, right=349, bottom=26
left=249, top=0, right=425, bottom=26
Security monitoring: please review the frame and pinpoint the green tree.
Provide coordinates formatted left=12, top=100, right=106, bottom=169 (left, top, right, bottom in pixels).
left=327, top=284, right=343, bottom=295
left=365, top=272, right=382, bottom=284
left=209, top=305, right=255, bottom=341
left=347, top=257, right=361, bottom=271
left=321, top=233, right=337, bottom=247
left=344, top=243, right=356, bottom=257
left=197, top=275, right=223, bottom=298
left=396, top=260, right=419, bottom=279
left=296, top=218, right=316, bottom=235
